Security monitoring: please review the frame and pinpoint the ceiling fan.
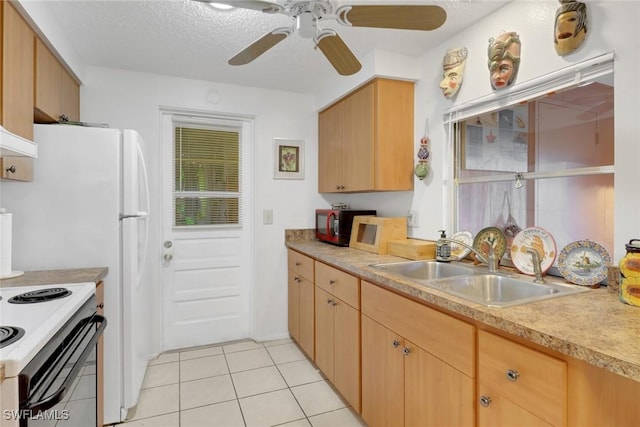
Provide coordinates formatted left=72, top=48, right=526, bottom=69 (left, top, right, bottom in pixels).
left=192, top=0, right=447, bottom=75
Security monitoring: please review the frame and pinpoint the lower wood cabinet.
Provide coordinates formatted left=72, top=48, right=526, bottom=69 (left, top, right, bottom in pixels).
left=478, top=330, right=567, bottom=427
left=314, top=262, right=361, bottom=412
left=287, top=250, right=314, bottom=359
left=361, top=281, right=475, bottom=427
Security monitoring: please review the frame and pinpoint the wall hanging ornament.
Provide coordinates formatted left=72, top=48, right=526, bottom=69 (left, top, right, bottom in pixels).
left=487, top=31, right=521, bottom=90
left=414, top=119, right=431, bottom=180
left=439, top=47, right=468, bottom=99
left=554, top=0, right=588, bottom=56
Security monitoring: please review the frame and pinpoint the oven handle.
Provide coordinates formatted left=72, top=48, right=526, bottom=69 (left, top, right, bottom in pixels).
left=24, top=315, right=107, bottom=414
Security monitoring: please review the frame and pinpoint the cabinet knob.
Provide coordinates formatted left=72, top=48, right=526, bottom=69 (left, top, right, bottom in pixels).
left=295, top=261, right=301, bottom=266
left=392, top=340, right=400, bottom=348
left=327, top=298, right=334, bottom=305
left=402, top=347, right=411, bottom=356
left=506, top=369, right=520, bottom=382
left=5, top=165, right=16, bottom=174
left=294, top=276, right=301, bottom=283
left=97, top=303, right=104, bottom=309
left=480, top=396, right=492, bottom=407
left=329, top=279, right=336, bottom=285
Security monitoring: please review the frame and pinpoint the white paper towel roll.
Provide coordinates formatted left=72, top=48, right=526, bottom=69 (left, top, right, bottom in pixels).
left=0, top=209, right=12, bottom=276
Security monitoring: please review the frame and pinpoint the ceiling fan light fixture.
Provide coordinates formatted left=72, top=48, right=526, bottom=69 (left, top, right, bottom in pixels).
left=297, top=12, right=316, bottom=39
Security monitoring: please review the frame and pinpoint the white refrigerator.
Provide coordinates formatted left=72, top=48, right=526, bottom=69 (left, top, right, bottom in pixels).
left=0, top=124, right=152, bottom=424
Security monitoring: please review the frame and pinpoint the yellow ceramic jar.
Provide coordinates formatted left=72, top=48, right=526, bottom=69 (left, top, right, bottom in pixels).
left=619, top=239, right=640, bottom=306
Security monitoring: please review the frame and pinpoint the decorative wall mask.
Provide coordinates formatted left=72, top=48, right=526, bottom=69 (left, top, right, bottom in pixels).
left=439, top=47, right=468, bottom=99
left=487, top=31, right=521, bottom=90
left=554, top=0, right=588, bottom=56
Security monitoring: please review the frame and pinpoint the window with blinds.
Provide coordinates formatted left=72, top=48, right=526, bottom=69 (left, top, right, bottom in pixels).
left=173, top=123, right=241, bottom=227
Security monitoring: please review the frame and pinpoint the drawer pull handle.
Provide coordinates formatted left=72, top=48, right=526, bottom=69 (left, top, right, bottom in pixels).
left=480, top=396, right=492, bottom=407
left=392, top=340, right=400, bottom=348
left=329, top=280, right=336, bottom=285
left=506, top=369, right=520, bottom=382
left=402, top=347, right=410, bottom=356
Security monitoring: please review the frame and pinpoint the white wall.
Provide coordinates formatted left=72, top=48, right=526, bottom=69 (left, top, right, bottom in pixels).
left=80, top=67, right=324, bottom=347
left=403, top=0, right=639, bottom=259
left=17, top=0, right=640, bottom=346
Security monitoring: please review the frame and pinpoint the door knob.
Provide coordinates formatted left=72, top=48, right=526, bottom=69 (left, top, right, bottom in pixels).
left=163, top=252, right=173, bottom=263
left=164, top=240, right=173, bottom=248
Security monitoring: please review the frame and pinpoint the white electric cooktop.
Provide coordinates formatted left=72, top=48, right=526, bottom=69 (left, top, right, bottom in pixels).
left=0, top=283, right=96, bottom=377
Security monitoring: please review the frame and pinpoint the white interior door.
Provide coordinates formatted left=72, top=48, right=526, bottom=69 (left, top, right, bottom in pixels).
left=160, top=111, right=254, bottom=351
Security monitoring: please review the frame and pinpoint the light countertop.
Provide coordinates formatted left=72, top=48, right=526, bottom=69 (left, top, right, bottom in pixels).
left=0, top=267, right=108, bottom=288
left=286, top=239, right=640, bottom=383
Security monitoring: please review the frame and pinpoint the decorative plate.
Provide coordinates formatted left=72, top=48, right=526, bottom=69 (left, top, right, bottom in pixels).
left=558, top=240, right=612, bottom=286
left=473, top=227, right=507, bottom=260
left=510, top=227, right=557, bottom=276
left=450, top=231, right=473, bottom=260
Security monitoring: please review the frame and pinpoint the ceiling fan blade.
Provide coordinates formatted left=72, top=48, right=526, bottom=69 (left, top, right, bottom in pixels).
left=337, top=5, right=446, bottom=31
left=228, top=28, right=292, bottom=66
left=191, top=0, right=283, bottom=13
left=315, top=30, right=362, bottom=76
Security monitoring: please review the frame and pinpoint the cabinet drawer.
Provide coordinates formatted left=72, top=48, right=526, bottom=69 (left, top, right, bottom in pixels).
left=479, top=330, right=566, bottom=426
left=288, top=250, right=314, bottom=281
left=361, top=281, right=475, bottom=377
left=315, top=261, right=359, bottom=309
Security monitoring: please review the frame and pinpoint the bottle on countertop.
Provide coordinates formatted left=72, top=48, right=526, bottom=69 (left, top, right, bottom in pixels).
left=436, top=230, right=451, bottom=262
left=619, top=239, right=640, bottom=307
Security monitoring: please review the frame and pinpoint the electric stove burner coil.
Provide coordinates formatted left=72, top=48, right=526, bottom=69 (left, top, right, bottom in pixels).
left=8, top=287, right=72, bottom=304
left=0, top=326, right=25, bottom=348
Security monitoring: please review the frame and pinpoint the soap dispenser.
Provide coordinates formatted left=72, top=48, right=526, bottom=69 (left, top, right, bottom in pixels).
left=436, top=230, right=451, bottom=262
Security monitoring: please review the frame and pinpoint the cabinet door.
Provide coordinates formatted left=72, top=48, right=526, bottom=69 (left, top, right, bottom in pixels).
left=314, top=286, right=334, bottom=380
left=287, top=270, right=300, bottom=342
left=479, top=330, right=566, bottom=427
left=298, top=276, right=315, bottom=359
left=404, top=340, right=475, bottom=427
left=334, top=298, right=360, bottom=412
left=318, top=103, right=343, bottom=192
left=374, top=79, right=414, bottom=191
left=60, top=68, right=80, bottom=121
left=35, top=38, right=62, bottom=123
left=361, top=314, right=404, bottom=427
left=478, top=385, right=553, bottom=427
left=341, top=83, right=374, bottom=192
left=2, top=1, right=35, bottom=140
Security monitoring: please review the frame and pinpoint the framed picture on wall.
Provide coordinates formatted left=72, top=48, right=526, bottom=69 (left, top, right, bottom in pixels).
left=274, top=138, right=305, bottom=180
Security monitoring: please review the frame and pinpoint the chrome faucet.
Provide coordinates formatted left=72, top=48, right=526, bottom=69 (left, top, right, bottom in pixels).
left=437, top=238, right=499, bottom=273
left=526, top=248, right=546, bottom=283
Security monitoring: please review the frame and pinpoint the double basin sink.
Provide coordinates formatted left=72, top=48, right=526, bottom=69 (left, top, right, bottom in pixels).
left=369, top=260, right=588, bottom=308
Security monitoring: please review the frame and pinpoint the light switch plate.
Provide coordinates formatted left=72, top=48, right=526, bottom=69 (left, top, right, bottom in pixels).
left=407, top=210, right=419, bottom=227
left=263, top=209, right=273, bottom=225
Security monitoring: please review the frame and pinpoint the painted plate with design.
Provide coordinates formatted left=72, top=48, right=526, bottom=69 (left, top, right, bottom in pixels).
left=510, top=227, right=557, bottom=275
left=473, top=227, right=507, bottom=260
left=450, top=231, right=473, bottom=260
left=558, top=240, right=612, bottom=286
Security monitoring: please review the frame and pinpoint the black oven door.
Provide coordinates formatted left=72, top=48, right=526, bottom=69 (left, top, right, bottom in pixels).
left=18, top=297, right=106, bottom=427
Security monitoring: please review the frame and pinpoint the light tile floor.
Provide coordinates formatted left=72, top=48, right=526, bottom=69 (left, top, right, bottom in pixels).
left=112, top=338, right=366, bottom=427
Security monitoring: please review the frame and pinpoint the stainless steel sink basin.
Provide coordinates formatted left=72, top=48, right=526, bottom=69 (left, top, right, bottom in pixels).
left=369, top=260, right=588, bottom=307
left=369, top=260, right=477, bottom=280
left=434, top=274, right=588, bottom=307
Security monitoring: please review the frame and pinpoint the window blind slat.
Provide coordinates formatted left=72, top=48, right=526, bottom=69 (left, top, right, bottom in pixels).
left=173, top=125, right=241, bottom=226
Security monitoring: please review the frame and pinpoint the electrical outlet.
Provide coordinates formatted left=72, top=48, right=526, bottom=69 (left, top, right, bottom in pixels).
left=407, top=210, right=419, bottom=227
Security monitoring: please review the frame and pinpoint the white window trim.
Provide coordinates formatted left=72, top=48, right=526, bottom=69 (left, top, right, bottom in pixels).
left=444, top=52, right=615, bottom=233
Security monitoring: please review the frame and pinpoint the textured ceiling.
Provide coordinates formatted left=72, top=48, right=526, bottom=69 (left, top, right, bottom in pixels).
left=33, top=0, right=511, bottom=93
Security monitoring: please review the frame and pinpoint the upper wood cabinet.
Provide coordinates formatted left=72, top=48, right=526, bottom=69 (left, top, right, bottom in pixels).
left=35, top=38, right=80, bottom=123
left=1, top=0, right=35, bottom=140
left=318, top=78, right=414, bottom=193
